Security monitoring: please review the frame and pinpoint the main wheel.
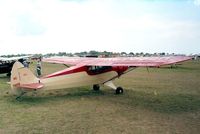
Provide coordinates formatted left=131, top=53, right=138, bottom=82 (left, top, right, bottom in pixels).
left=93, top=84, right=100, bottom=91
left=116, top=87, right=123, bottom=94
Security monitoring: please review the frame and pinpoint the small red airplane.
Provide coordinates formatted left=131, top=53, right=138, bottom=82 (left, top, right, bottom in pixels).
left=10, top=56, right=191, bottom=99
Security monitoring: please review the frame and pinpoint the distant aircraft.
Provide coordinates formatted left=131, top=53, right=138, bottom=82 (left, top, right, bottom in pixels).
left=10, top=56, right=191, bottom=99
left=0, top=56, right=31, bottom=76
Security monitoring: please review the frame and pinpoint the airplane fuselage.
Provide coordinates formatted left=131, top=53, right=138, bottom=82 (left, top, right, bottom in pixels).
left=40, top=66, right=129, bottom=90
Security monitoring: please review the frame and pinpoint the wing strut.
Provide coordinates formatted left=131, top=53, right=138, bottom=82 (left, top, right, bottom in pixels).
left=103, top=67, right=137, bottom=84
left=104, top=81, right=117, bottom=90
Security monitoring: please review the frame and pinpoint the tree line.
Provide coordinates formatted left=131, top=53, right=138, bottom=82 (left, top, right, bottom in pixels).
left=1, top=51, right=170, bottom=58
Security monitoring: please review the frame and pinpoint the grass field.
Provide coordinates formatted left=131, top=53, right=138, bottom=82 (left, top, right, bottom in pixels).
left=0, top=60, right=200, bottom=134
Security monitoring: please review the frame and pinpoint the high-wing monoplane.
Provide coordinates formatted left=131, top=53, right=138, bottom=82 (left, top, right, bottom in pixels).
left=10, top=56, right=191, bottom=98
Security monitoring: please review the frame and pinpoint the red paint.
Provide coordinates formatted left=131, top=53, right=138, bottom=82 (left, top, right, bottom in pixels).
left=112, top=66, right=128, bottom=75
left=42, top=65, right=87, bottom=79
left=43, top=65, right=129, bottom=79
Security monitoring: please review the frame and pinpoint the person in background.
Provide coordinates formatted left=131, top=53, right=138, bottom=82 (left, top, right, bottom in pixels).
left=36, top=60, right=42, bottom=77
left=23, top=60, right=29, bottom=68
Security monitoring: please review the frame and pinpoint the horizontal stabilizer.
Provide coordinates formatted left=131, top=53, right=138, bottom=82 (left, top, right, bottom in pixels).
left=16, top=83, right=44, bottom=90
left=11, top=61, right=44, bottom=91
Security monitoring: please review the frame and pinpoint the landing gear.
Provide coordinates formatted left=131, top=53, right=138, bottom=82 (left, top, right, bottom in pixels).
left=103, top=81, right=124, bottom=94
left=116, top=87, right=123, bottom=94
left=16, top=91, right=26, bottom=100
left=93, top=84, right=100, bottom=91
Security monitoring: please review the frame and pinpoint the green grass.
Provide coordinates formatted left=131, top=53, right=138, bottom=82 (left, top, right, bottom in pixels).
left=0, top=60, right=200, bottom=134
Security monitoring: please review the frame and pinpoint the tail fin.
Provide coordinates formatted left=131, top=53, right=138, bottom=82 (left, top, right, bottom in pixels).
left=11, top=61, right=24, bottom=89
left=11, top=62, right=43, bottom=94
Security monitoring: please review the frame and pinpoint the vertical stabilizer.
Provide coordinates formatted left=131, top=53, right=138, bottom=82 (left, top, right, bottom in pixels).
left=11, top=61, right=24, bottom=89
left=10, top=62, right=42, bottom=94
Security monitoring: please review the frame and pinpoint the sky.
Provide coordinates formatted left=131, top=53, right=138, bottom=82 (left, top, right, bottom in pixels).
left=0, top=0, right=200, bottom=55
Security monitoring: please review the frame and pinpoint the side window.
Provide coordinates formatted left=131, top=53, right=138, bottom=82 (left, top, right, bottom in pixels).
left=87, top=66, right=112, bottom=75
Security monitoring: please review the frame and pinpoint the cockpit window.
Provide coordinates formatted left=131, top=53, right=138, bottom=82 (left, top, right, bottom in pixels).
left=87, top=66, right=112, bottom=75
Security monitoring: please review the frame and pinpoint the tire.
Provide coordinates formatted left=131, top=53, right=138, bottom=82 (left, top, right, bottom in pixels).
left=116, top=87, right=123, bottom=94
left=93, top=84, right=100, bottom=91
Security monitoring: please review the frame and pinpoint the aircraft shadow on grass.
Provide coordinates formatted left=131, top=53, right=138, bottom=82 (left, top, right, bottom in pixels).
left=5, top=88, right=200, bottom=114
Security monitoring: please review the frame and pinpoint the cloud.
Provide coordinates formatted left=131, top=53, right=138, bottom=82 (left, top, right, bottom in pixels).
left=194, top=0, right=200, bottom=6
left=0, top=0, right=200, bottom=55
left=15, top=14, right=46, bottom=36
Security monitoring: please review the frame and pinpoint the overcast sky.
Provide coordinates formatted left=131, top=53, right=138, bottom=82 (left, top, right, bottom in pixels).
left=0, top=0, right=200, bottom=55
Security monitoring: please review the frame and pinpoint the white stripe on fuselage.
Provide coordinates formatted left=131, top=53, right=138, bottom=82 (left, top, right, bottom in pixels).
left=41, top=71, right=118, bottom=90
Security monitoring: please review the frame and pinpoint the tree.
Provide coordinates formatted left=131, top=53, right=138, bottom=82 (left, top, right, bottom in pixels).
left=121, top=52, right=127, bottom=56
left=89, top=50, right=99, bottom=56
left=129, top=52, right=134, bottom=56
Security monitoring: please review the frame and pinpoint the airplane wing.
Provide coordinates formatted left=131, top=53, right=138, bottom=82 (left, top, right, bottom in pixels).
left=42, top=57, right=87, bottom=65
left=43, top=56, right=192, bottom=67
left=0, top=55, right=32, bottom=61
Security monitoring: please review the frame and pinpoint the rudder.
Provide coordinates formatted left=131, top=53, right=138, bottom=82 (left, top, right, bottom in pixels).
left=10, top=61, right=40, bottom=94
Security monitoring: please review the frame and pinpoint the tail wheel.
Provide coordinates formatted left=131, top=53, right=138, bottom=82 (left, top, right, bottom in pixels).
left=7, top=72, right=11, bottom=77
left=93, top=84, right=100, bottom=91
left=116, top=87, right=123, bottom=94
